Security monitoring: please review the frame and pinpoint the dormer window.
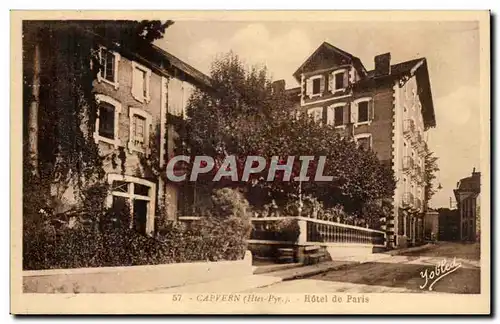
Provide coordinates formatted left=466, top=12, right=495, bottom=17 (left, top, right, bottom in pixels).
left=330, top=69, right=348, bottom=93
left=335, top=72, right=344, bottom=89
left=306, top=75, right=325, bottom=98
left=312, top=78, right=321, bottom=94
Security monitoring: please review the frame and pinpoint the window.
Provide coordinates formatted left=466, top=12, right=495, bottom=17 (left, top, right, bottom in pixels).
left=312, top=78, right=321, bottom=94
left=354, top=133, right=372, bottom=150
left=351, top=97, right=373, bottom=126
left=358, top=101, right=369, bottom=123
left=131, top=61, right=151, bottom=103
left=101, top=49, right=115, bottom=82
left=94, top=94, right=122, bottom=147
left=98, top=102, right=115, bottom=140
left=132, top=115, right=146, bottom=145
left=330, top=69, right=348, bottom=93
left=334, top=105, right=344, bottom=126
left=307, top=107, right=323, bottom=123
left=327, top=103, right=346, bottom=127
left=305, top=75, right=324, bottom=98
left=107, top=174, right=156, bottom=236
left=97, top=47, right=120, bottom=89
left=128, top=107, right=152, bottom=154
left=335, top=73, right=344, bottom=89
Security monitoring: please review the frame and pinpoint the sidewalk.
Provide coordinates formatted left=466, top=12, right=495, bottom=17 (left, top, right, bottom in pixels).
left=148, top=253, right=394, bottom=293
left=385, top=243, right=436, bottom=256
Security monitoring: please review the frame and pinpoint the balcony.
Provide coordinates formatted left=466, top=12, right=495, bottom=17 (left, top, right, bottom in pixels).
left=401, top=192, right=414, bottom=208
left=411, top=131, right=424, bottom=148
left=419, top=173, right=427, bottom=185
left=417, top=165, right=424, bottom=178
left=402, top=156, right=414, bottom=172
left=411, top=164, right=421, bottom=180
left=403, top=119, right=415, bottom=138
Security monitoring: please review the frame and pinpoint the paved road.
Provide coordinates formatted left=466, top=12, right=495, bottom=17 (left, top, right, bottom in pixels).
left=246, top=242, right=481, bottom=294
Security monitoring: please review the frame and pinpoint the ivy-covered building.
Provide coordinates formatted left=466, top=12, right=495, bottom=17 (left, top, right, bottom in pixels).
left=91, top=43, right=212, bottom=235
left=23, top=22, right=213, bottom=236
left=279, top=42, right=437, bottom=247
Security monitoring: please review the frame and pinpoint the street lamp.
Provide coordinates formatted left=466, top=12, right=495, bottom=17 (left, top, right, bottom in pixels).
left=297, top=179, right=303, bottom=217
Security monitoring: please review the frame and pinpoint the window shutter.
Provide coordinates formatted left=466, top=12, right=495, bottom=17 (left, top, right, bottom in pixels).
left=327, top=106, right=333, bottom=125
left=132, top=67, right=142, bottom=100
left=306, top=78, right=313, bottom=98
left=342, top=103, right=349, bottom=124
left=343, top=71, right=349, bottom=89
left=328, top=73, right=334, bottom=92
left=368, top=99, right=375, bottom=121
left=319, top=76, right=325, bottom=94
left=350, top=102, right=358, bottom=123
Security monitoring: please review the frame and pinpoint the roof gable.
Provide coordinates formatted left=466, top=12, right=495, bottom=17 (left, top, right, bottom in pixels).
left=293, top=42, right=367, bottom=82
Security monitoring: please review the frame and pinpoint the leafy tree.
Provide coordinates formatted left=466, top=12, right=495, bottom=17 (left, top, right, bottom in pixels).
left=173, top=52, right=395, bottom=217
left=423, top=144, right=440, bottom=210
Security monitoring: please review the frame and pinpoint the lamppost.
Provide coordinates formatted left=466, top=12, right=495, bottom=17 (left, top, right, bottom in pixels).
left=297, top=179, right=303, bottom=217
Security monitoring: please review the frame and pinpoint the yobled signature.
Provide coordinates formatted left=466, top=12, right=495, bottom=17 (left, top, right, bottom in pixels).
left=419, top=257, right=462, bottom=291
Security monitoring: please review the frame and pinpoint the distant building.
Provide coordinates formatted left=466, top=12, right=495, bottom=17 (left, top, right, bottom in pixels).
left=280, top=42, right=437, bottom=247
left=423, top=210, right=439, bottom=241
left=437, top=208, right=460, bottom=241
left=453, top=168, right=481, bottom=242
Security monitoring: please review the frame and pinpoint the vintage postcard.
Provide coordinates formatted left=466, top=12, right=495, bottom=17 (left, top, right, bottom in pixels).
left=10, top=10, right=490, bottom=315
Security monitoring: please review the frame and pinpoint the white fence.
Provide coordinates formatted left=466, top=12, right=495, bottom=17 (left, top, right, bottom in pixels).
left=249, top=216, right=386, bottom=247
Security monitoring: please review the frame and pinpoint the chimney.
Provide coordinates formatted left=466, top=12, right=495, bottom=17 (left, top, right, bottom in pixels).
left=271, top=79, right=285, bottom=94
left=472, top=167, right=481, bottom=179
left=374, top=53, right=391, bottom=77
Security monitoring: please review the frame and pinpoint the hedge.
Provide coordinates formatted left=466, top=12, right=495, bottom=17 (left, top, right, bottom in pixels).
left=23, top=188, right=252, bottom=270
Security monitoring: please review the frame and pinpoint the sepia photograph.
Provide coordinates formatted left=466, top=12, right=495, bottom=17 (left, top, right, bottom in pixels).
left=10, top=10, right=490, bottom=314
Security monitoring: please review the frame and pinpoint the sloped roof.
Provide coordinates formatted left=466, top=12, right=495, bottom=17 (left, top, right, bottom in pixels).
left=457, top=174, right=481, bottom=192
left=362, top=57, right=436, bottom=129
left=151, top=44, right=213, bottom=89
left=366, top=58, right=425, bottom=78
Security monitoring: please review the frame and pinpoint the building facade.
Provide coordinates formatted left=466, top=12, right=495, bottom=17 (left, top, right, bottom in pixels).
left=92, top=43, right=213, bottom=235
left=24, top=24, right=213, bottom=236
left=282, top=42, right=436, bottom=247
left=454, top=169, right=481, bottom=242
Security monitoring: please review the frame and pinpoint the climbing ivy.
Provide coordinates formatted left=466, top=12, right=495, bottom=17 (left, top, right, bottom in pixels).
left=23, top=20, right=173, bottom=222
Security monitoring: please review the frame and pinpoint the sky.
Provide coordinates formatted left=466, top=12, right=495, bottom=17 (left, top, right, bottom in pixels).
left=157, top=20, right=481, bottom=209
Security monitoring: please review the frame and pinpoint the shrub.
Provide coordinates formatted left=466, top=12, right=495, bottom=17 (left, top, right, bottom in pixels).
left=268, top=218, right=301, bottom=242
left=23, top=188, right=253, bottom=270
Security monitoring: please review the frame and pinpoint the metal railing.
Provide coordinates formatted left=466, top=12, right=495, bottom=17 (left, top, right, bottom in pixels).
left=250, top=216, right=386, bottom=247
